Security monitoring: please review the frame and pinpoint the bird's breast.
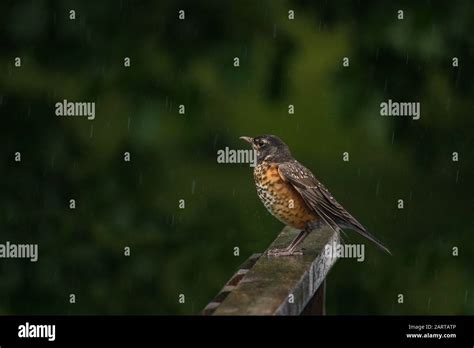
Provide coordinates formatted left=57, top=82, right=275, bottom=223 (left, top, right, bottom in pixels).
left=253, top=162, right=317, bottom=229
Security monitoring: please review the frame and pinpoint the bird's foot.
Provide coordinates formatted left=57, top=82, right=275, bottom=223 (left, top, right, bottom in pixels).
left=267, top=248, right=303, bottom=257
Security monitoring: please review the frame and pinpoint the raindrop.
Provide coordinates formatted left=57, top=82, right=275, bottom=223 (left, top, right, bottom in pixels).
left=127, top=117, right=131, bottom=132
left=465, top=290, right=468, bottom=304
left=191, top=179, right=196, bottom=194
left=273, top=24, right=277, bottom=38
left=89, top=124, right=94, bottom=138
left=391, top=131, right=395, bottom=144
left=375, top=180, right=380, bottom=196
left=427, top=297, right=431, bottom=311
left=455, top=170, right=459, bottom=183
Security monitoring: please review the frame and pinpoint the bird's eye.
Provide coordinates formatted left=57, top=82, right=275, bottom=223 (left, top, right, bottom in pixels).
left=257, top=139, right=266, bottom=147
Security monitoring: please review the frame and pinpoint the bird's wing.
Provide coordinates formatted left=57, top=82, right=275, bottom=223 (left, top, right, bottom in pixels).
left=277, top=161, right=347, bottom=233
left=278, top=161, right=391, bottom=254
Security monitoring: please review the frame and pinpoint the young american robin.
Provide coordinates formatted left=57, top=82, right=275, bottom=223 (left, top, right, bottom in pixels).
left=240, top=134, right=391, bottom=257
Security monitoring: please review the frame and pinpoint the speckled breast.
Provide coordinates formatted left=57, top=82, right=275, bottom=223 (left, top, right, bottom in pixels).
left=253, top=162, right=317, bottom=230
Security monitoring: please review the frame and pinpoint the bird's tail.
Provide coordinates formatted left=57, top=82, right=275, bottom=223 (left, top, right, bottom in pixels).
left=351, top=225, right=392, bottom=255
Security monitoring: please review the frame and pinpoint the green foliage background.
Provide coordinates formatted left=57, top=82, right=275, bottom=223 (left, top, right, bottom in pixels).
left=0, top=0, right=473, bottom=314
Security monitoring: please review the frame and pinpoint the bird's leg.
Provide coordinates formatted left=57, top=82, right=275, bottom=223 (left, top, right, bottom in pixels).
left=267, top=229, right=309, bottom=257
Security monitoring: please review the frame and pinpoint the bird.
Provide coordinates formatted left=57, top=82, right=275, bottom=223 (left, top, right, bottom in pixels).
left=240, top=134, right=391, bottom=257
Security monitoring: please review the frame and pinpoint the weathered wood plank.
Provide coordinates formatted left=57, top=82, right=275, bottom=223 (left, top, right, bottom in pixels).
left=212, top=226, right=338, bottom=315
left=202, top=253, right=262, bottom=315
left=301, top=279, right=326, bottom=315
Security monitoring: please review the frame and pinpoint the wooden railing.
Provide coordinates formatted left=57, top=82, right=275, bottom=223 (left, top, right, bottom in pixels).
left=203, top=226, right=339, bottom=315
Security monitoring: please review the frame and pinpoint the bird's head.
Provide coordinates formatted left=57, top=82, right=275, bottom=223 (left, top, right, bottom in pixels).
left=240, top=134, right=292, bottom=163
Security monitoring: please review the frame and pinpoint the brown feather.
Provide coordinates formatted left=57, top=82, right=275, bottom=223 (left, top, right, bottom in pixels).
left=278, top=160, right=391, bottom=254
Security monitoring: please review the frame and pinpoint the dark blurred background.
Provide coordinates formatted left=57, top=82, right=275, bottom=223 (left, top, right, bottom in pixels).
left=0, top=0, right=473, bottom=315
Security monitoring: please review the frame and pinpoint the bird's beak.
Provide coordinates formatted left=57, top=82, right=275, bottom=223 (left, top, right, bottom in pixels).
left=239, top=136, right=254, bottom=145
